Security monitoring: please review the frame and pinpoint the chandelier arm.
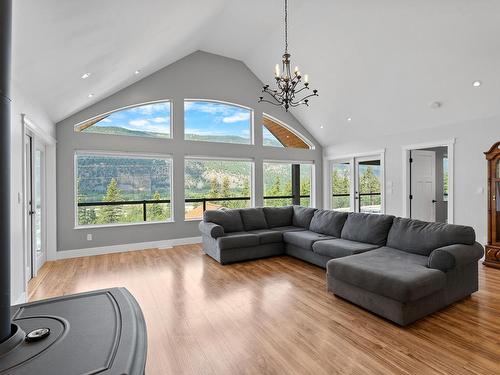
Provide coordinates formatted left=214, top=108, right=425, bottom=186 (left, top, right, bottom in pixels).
left=258, top=98, right=284, bottom=107
left=260, top=91, right=284, bottom=105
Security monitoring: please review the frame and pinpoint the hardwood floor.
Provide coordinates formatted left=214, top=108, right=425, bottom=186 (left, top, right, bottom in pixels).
left=29, top=245, right=500, bottom=375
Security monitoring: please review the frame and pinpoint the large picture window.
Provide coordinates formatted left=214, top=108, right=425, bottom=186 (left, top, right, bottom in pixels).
left=76, top=152, right=172, bottom=226
left=263, top=162, right=312, bottom=207
left=184, top=100, right=252, bottom=144
left=75, top=101, right=171, bottom=138
left=184, top=158, right=253, bottom=220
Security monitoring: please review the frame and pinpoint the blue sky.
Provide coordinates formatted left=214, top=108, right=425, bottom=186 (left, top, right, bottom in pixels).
left=184, top=101, right=251, bottom=139
left=88, top=100, right=288, bottom=144
left=92, top=102, right=171, bottom=134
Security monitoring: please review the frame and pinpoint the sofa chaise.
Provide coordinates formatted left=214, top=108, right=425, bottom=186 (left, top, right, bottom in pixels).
left=199, top=206, right=484, bottom=325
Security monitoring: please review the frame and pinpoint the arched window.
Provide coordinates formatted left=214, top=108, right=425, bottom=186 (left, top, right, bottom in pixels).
left=262, top=114, right=313, bottom=149
left=74, top=101, right=171, bottom=138
left=184, top=100, right=253, bottom=144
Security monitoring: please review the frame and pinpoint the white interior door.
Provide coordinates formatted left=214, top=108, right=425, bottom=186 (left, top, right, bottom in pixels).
left=24, top=134, right=33, bottom=278
left=410, top=150, right=436, bottom=221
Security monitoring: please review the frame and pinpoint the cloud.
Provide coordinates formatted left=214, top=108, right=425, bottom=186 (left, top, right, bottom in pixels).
left=152, top=116, right=169, bottom=123
left=130, top=103, right=170, bottom=115
left=101, top=118, right=112, bottom=123
left=222, top=112, right=250, bottom=123
left=129, top=119, right=150, bottom=126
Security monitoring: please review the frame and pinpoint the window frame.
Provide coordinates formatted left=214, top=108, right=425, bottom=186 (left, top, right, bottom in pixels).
left=74, top=150, right=174, bottom=229
left=184, top=99, right=255, bottom=145
left=73, top=99, right=173, bottom=139
left=262, top=113, right=315, bottom=150
left=183, top=155, right=255, bottom=221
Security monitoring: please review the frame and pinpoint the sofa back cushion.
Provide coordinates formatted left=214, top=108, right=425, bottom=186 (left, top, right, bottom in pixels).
left=263, top=206, right=294, bottom=228
left=309, top=209, right=348, bottom=237
left=240, top=208, right=268, bottom=231
left=292, top=206, right=317, bottom=229
left=341, top=212, right=394, bottom=245
left=386, top=217, right=476, bottom=256
left=203, top=209, right=244, bottom=233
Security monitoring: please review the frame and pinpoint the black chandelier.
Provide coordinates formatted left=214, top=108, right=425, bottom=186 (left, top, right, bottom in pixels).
left=258, top=0, right=318, bottom=112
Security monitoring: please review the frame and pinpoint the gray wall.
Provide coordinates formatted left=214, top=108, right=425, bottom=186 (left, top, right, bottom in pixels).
left=56, top=51, right=323, bottom=252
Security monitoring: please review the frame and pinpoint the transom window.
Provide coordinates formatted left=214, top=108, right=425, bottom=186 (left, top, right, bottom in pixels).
left=184, top=100, right=252, bottom=144
left=262, top=115, right=312, bottom=149
left=75, top=101, right=171, bottom=138
left=76, top=152, right=172, bottom=226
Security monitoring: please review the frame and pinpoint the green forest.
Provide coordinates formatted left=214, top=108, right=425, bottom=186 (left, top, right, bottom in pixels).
left=77, top=156, right=313, bottom=226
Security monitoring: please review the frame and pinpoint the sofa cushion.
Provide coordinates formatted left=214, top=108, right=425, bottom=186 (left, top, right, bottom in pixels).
left=292, top=206, right=317, bottom=229
left=204, top=209, right=244, bottom=233
left=387, top=217, right=476, bottom=256
left=309, top=209, right=348, bottom=237
left=312, top=239, right=379, bottom=259
left=270, top=226, right=306, bottom=233
left=248, top=229, right=283, bottom=244
left=263, top=206, right=294, bottom=228
left=240, top=208, right=268, bottom=231
left=341, top=212, right=394, bottom=246
left=326, top=247, right=446, bottom=302
left=217, top=232, right=259, bottom=250
left=283, top=230, right=334, bottom=250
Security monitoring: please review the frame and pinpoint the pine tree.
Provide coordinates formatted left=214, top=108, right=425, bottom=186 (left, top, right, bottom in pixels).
left=149, top=191, right=164, bottom=221
left=209, top=177, right=219, bottom=198
left=221, top=176, right=231, bottom=208
left=98, top=178, right=123, bottom=224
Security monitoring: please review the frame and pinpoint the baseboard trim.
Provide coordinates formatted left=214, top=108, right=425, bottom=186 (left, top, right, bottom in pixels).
left=12, top=292, right=27, bottom=306
left=53, top=236, right=202, bottom=260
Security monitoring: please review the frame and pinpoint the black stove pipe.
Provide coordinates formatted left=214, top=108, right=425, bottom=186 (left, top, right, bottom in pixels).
left=0, top=0, right=12, bottom=343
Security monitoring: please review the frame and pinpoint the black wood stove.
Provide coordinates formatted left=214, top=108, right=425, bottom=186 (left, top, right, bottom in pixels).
left=0, top=1, right=148, bottom=373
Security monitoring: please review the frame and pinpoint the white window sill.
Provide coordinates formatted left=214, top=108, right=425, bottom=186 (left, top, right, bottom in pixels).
left=74, top=219, right=175, bottom=230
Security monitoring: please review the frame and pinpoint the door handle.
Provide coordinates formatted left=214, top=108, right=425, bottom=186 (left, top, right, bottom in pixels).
left=28, top=210, right=35, bottom=215
left=432, top=200, right=437, bottom=203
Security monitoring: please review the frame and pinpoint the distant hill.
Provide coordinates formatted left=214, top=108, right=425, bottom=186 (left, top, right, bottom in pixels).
left=83, top=126, right=170, bottom=138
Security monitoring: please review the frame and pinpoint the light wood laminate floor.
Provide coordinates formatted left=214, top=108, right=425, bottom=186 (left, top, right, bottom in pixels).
left=28, top=245, right=500, bottom=375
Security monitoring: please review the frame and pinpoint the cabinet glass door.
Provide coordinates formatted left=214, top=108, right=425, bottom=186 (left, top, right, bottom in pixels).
left=495, top=159, right=500, bottom=244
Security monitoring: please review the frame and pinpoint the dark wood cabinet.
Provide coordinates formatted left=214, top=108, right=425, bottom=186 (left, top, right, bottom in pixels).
left=484, top=141, right=500, bottom=268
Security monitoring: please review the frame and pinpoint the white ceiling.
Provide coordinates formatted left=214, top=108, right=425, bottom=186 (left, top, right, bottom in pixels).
left=13, top=0, right=500, bottom=146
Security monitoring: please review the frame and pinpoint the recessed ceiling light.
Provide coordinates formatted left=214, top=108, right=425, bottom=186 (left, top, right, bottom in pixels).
left=87, top=93, right=94, bottom=98
left=472, top=80, right=482, bottom=87
left=347, top=117, right=352, bottom=122
left=320, top=125, right=324, bottom=129
left=81, top=72, right=91, bottom=79
left=134, top=70, right=141, bottom=75
left=429, top=101, right=442, bottom=109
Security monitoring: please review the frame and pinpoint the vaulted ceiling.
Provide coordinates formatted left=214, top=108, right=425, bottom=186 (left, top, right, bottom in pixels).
left=13, top=0, right=500, bottom=146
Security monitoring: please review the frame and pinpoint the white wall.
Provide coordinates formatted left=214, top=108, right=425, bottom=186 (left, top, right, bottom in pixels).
left=10, top=84, right=55, bottom=304
left=323, top=115, right=500, bottom=244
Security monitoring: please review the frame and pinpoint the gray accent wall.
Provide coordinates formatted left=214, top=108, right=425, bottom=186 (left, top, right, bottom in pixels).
left=56, top=51, right=323, bottom=252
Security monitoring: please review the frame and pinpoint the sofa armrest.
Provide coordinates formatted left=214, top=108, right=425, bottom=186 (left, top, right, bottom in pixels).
left=199, top=221, right=225, bottom=239
left=428, top=242, right=484, bottom=271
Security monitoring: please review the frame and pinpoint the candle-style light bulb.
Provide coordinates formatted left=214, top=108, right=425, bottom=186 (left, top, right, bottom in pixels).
left=275, top=64, right=280, bottom=77
left=294, top=66, right=299, bottom=74
left=304, top=74, right=309, bottom=83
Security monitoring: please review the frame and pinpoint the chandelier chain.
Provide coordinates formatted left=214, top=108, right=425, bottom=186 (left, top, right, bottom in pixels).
left=284, top=0, right=288, bottom=53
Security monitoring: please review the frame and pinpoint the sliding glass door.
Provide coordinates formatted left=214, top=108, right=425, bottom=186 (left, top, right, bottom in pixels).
left=330, top=155, right=383, bottom=214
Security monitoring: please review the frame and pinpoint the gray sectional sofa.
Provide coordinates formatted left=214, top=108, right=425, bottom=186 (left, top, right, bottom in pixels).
left=199, top=206, right=484, bottom=325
